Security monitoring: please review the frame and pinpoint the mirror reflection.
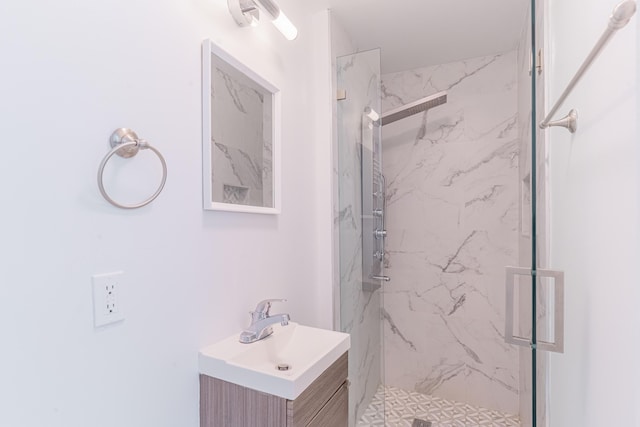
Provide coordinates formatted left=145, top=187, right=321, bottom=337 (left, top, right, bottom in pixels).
left=202, top=40, right=279, bottom=213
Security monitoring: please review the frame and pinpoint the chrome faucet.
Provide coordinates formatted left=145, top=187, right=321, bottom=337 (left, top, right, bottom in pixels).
left=239, top=299, right=290, bottom=344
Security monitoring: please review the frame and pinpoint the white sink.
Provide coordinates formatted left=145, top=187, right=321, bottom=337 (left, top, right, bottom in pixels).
left=199, top=322, right=350, bottom=400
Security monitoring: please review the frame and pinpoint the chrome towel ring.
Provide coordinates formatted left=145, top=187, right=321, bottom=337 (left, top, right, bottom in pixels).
left=98, top=128, right=167, bottom=209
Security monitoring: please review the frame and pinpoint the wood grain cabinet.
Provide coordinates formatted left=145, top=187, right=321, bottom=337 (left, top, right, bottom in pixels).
left=200, top=352, right=348, bottom=427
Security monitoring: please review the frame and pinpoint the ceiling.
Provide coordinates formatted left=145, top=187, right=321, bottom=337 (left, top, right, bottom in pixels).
left=321, top=0, right=530, bottom=74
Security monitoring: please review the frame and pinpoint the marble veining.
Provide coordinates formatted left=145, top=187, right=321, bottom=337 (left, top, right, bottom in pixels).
left=382, top=308, right=417, bottom=351
left=212, top=142, right=263, bottom=205
left=381, top=51, right=520, bottom=414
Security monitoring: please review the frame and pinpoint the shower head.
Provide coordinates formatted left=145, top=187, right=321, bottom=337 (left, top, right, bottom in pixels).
left=381, top=91, right=447, bottom=126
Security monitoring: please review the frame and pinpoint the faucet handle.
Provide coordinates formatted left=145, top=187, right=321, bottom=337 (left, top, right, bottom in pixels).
left=252, top=299, right=286, bottom=320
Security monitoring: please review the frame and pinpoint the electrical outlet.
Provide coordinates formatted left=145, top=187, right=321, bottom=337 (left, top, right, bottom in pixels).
left=92, top=271, right=125, bottom=327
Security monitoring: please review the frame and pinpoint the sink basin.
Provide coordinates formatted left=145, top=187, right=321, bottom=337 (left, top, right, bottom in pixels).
left=199, top=322, right=350, bottom=400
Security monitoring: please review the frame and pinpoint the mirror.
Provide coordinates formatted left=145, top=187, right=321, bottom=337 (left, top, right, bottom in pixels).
left=201, top=39, right=281, bottom=214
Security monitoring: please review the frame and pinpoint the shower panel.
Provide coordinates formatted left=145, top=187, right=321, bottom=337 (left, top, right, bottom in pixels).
left=361, top=91, right=449, bottom=293
left=361, top=107, right=388, bottom=292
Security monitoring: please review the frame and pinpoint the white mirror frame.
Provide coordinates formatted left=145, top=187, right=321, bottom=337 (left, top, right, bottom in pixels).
left=201, top=39, right=281, bottom=214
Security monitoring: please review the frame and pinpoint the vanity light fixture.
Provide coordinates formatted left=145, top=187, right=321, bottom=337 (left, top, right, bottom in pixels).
left=227, top=0, right=298, bottom=40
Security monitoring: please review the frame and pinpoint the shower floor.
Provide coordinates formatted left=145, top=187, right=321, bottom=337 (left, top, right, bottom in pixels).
left=357, top=385, right=520, bottom=427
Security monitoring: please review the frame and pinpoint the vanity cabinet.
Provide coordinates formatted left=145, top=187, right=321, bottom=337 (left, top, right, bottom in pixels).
left=200, top=352, right=348, bottom=427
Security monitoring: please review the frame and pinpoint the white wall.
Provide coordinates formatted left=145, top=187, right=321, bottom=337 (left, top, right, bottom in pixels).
left=0, top=1, right=333, bottom=426
left=546, top=0, right=640, bottom=425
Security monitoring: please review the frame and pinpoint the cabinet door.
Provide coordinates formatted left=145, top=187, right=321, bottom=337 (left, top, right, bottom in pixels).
left=306, top=383, right=348, bottom=427
left=287, top=352, right=348, bottom=426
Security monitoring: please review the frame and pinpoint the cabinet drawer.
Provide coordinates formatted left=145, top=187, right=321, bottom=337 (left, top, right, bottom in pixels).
left=200, top=375, right=287, bottom=427
left=307, top=381, right=348, bottom=427
left=287, top=352, right=348, bottom=426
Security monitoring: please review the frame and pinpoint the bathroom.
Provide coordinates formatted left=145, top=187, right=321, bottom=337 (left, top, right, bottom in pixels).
left=0, top=0, right=638, bottom=426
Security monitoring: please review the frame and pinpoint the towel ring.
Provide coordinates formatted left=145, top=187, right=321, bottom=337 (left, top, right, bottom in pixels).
left=98, top=128, right=167, bottom=209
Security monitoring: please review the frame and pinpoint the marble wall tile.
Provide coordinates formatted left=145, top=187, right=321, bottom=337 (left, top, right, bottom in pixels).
left=335, top=49, right=383, bottom=427
left=380, top=51, right=520, bottom=414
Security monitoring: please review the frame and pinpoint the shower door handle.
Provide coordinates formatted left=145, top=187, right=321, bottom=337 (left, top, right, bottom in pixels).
left=372, top=275, right=390, bottom=282
left=504, top=266, right=565, bottom=353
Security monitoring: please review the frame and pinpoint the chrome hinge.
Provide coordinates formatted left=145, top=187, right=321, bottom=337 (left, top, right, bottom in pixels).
left=536, top=49, right=543, bottom=75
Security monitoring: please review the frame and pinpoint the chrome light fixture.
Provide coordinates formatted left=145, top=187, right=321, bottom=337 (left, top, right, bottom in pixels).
left=228, top=0, right=298, bottom=40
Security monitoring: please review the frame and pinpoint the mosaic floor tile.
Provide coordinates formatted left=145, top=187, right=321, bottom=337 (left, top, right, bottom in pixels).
left=357, top=386, right=520, bottom=427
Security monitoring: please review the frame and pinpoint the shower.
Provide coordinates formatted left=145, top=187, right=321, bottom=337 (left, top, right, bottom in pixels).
left=337, top=46, right=523, bottom=427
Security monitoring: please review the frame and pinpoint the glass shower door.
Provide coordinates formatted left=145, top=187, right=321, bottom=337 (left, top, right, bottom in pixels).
left=335, top=48, right=385, bottom=427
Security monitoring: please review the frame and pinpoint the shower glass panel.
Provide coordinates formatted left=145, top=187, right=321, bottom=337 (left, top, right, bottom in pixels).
left=335, top=48, right=384, bottom=427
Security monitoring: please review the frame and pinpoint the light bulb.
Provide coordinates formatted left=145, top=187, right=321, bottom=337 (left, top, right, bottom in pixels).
left=272, top=11, right=298, bottom=40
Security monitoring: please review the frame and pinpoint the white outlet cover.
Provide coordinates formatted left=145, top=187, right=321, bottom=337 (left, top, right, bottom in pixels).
left=92, top=271, right=125, bottom=327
